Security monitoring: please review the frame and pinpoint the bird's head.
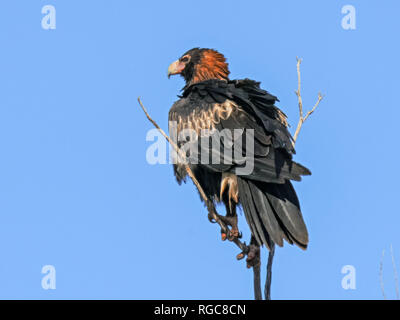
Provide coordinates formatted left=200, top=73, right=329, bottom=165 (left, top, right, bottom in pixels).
left=167, top=48, right=230, bottom=85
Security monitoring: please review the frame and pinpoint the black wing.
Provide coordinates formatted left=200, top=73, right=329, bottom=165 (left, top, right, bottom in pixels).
left=168, top=79, right=310, bottom=184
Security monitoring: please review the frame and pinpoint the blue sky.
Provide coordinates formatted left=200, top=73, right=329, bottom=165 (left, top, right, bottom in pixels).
left=0, top=0, right=399, bottom=299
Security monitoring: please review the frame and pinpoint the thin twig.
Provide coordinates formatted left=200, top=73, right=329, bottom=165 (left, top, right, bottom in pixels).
left=262, top=57, right=324, bottom=300
left=265, top=243, right=275, bottom=300
left=293, top=57, right=324, bottom=143
left=137, top=97, right=249, bottom=257
left=253, top=264, right=262, bottom=300
left=390, top=244, right=400, bottom=300
left=380, top=249, right=387, bottom=300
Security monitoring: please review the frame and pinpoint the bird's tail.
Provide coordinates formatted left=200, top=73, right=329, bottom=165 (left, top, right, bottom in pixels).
left=237, top=178, right=309, bottom=250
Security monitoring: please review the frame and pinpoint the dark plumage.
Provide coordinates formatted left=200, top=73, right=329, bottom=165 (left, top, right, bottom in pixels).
left=167, top=48, right=310, bottom=252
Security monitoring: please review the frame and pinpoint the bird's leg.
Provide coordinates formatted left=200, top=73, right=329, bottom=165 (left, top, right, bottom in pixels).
left=207, top=200, right=241, bottom=241
left=246, top=236, right=261, bottom=268
left=207, top=208, right=238, bottom=239
left=219, top=202, right=240, bottom=241
left=218, top=173, right=241, bottom=241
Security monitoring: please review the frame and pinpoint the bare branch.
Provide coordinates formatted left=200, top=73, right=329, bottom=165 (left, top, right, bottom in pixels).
left=253, top=265, right=262, bottom=300
left=295, top=57, right=303, bottom=119
left=390, top=244, right=400, bottom=300
left=293, top=57, right=324, bottom=143
left=264, top=243, right=275, bottom=300
left=380, top=249, right=387, bottom=300
left=137, top=97, right=249, bottom=257
left=263, top=58, right=323, bottom=300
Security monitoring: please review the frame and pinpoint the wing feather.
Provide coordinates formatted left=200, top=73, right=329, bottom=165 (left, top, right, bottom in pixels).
left=169, top=79, right=311, bottom=184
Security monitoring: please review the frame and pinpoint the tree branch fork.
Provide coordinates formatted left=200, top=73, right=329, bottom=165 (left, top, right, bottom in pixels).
left=293, top=57, right=324, bottom=143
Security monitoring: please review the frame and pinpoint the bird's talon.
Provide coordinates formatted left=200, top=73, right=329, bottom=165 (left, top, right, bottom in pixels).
left=246, top=244, right=261, bottom=268
left=227, top=227, right=240, bottom=241
left=236, top=252, right=245, bottom=260
left=208, top=213, right=217, bottom=223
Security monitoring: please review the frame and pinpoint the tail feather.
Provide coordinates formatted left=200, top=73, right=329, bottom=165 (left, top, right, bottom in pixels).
left=264, top=181, right=308, bottom=248
left=248, top=182, right=286, bottom=247
left=239, top=179, right=272, bottom=249
left=238, top=178, right=309, bottom=250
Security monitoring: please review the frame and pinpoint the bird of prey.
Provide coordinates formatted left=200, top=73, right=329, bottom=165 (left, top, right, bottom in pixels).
left=167, top=48, right=310, bottom=266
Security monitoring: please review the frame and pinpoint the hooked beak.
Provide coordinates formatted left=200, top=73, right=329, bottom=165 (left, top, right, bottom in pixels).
left=167, top=60, right=185, bottom=78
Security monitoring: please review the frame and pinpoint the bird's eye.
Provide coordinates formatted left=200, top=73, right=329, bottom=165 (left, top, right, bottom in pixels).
left=180, top=56, right=190, bottom=63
